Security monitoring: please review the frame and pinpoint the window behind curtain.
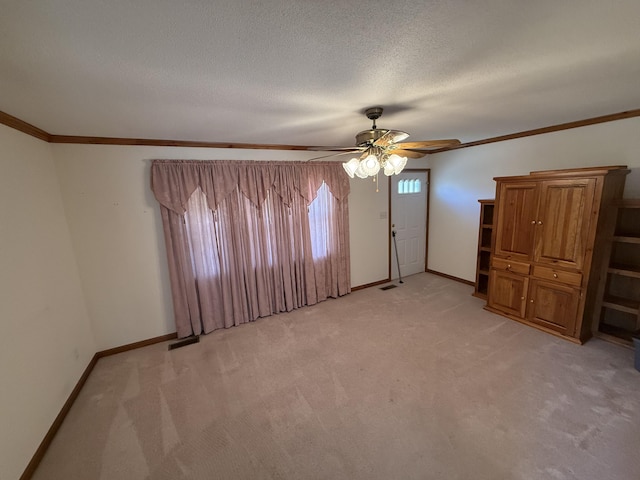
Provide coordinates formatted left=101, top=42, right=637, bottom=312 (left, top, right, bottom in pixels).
left=180, top=178, right=347, bottom=333
left=308, top=182, right=336, bottom=261
left=186, top=182, right=337, bottom=273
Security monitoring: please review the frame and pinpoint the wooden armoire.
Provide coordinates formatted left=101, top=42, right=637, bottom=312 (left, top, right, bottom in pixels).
left=485, top=165, right=629, bottom=343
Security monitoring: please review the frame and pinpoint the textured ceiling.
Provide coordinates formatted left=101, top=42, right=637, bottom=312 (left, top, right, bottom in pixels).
left=1, top=0, right=640, bottom=148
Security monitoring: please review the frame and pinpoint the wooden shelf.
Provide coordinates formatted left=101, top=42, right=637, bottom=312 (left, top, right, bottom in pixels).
left=602, top=295, right=640, bottom=315
left=613, top=235, right=640, bottom=244
left=598, top=323, right=639, bottom=344
left=593, top=330, right=634, bottom=348
left=608, top=263, right=640, bottom=278
left=616, top=199, right=640, bottom=208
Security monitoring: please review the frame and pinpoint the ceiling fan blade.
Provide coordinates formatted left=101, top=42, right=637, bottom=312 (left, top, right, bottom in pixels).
left=372, top=130, right=410, bottom=147
left=390, top=149, right=427, bottom=159
left=306, top=150, right=364, bottom=162
left=307, top=146, right=364, bottom=152
left=398, top=139, right=461, bottom=149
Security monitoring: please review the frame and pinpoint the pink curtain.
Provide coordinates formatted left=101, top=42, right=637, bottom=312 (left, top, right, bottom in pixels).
left=151, top=160, right=351, bottom=337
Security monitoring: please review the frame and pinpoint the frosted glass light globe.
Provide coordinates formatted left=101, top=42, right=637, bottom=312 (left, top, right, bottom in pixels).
left=360, top=154, right=380, bottom=176
left=342, top=158, right=360, bottom=178
left=387, top=154, right=408, bottom=175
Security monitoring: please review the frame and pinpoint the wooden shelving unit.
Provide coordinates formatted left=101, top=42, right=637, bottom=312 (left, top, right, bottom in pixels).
left=473, top=200, right=494, bottom=299
left=596, top=199, right=640, bottom=346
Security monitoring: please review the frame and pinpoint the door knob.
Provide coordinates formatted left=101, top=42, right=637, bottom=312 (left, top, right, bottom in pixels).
left=553, top=273, right=558, bottom=278
left=530, top=299, right=534, bottom=303
left=538, top=221, right=543, bottom=225
left=531, top=220, right=536, bottom=224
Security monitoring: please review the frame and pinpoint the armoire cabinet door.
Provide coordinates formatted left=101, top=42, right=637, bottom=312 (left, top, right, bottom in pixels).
left=527, top=279, right=579, bottom=335
left=534, top=179, right=595, bottom=270
left=488, top=269, right=529, bottom=318
left=494, top=182, right=538, bottom=261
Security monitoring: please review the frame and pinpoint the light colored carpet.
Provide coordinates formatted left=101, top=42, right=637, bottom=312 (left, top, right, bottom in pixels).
left=32, top=273, right=640, bottom=480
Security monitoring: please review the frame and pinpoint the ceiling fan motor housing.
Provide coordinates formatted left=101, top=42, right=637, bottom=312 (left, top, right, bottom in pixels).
left=355, top=128, right=389, bottom=147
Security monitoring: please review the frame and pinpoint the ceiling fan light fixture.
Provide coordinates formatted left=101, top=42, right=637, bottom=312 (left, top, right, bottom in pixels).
left=330, top=107, right=459, bottom=181
left=342, top=158, right=360, bottom=178
left=344, top=152, right=408, bottom=179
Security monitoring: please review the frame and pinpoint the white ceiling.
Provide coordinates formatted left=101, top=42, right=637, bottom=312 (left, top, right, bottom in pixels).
left=2, top=0, right=640, bottom=148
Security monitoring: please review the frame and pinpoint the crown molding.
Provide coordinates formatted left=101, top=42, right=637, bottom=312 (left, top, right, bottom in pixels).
left=0, top=111, right=50, bottom=141
left=428, top=108, right=640, bottom=154
left=48, top=134, right=311, bottom=151
left=2, top=108, right=640, bottom=152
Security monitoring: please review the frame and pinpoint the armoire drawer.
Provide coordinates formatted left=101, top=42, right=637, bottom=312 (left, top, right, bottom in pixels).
left=532, top=265, right=582, bottom=287
left=491, top=257, right=531, bottom=275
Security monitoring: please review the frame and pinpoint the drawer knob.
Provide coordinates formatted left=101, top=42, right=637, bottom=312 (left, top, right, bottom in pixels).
left=531, top=220, right=536, bottom=224
left=538, top=221, right=543, bottom=225
left=507, top=264, right=511, bottom=269
left=530, top=299, right=534, bottom=303
left=521, top=296, right=525, bottom=300
left=553, top=273, right=558, bottom=278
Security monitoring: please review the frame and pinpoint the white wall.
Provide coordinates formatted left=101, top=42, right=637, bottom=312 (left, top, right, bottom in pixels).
left=349, top=175, right=390, bottom=286
left=52, top=145, right=392, bottom=350
left=0, top=125, right=96, bottom=480
left=427, top=117, right=640, bottom=281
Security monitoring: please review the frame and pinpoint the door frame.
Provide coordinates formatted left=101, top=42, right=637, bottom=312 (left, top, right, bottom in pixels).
left=388, top=168, right=431, bottom=280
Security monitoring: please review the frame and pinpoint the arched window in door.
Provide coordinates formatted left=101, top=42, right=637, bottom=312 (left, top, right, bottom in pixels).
left=399, top=178, right=422, bottom=195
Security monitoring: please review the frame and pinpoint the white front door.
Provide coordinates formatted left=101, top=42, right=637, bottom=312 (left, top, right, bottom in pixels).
left=391, top=171, right=428, bottom=280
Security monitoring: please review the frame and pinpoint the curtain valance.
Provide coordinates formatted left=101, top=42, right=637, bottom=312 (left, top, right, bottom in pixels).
left=151, top=160, right=350, bottom=214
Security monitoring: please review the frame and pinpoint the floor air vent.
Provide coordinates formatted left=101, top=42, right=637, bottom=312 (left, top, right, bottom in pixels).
left=168, top=336, right=200, bottom=350
left=380, top=284, right=398, bottom=291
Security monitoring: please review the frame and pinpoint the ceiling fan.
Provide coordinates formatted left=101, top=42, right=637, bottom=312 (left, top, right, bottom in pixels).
left=313, top=107, right=461, bottom=178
